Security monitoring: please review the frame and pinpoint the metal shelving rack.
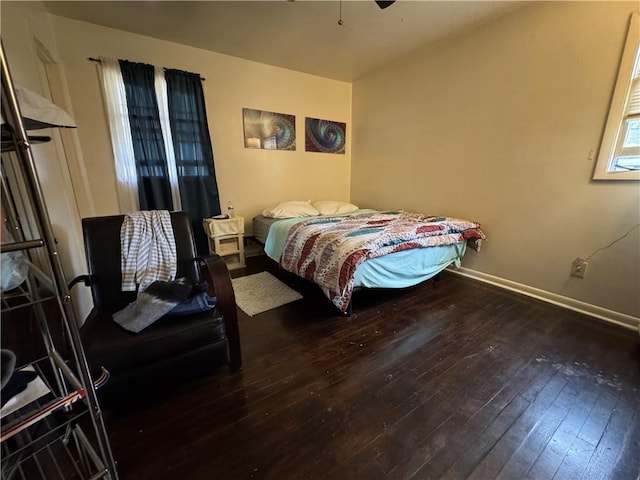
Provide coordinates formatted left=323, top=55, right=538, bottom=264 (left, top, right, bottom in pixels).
left=0, top=42, right=118, bottom=479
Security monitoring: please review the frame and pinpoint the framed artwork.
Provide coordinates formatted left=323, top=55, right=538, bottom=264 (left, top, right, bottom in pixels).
left=242, top=108, right=296, bottom=150
left=305, top=117, right=346, bottom=154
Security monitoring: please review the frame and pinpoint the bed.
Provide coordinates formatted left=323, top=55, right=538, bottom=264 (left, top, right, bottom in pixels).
left=252, top=202, right=486, bottom=314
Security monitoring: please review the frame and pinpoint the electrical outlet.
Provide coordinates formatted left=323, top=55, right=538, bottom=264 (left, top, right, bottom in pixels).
left=570, top=257, right=588, bottom=279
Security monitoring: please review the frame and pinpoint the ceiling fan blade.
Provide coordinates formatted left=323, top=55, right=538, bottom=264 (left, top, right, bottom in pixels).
left=375, top=1, right=395, bottom=9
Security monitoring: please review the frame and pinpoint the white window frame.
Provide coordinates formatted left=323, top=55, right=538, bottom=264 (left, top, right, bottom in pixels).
left=593, top=11, right=640, bottom=181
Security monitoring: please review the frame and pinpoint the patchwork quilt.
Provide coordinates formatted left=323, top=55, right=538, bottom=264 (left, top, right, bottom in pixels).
left=280, top=211, right=486, bottom=313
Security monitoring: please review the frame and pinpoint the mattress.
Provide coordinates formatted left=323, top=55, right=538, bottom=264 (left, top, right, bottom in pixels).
left=252, top=215, right=279, bottom=245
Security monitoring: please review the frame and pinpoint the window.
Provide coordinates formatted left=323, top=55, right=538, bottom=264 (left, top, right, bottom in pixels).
left=593, top=12, right=640, bottom=180
left=97, top=58, right=221, bottom=254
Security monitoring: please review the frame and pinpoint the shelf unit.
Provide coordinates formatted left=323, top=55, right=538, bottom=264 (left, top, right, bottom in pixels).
left=0, top=43, right=118, bottom=479
left=203, top=216, right=246, bottom=270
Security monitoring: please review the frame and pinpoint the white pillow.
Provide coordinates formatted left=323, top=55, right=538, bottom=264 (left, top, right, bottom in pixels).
left=313, top=200, right=359, bottom=216
left=263, top=201, right=320, bottom=219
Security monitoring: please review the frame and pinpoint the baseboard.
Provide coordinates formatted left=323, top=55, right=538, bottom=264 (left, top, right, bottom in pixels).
left=448, top=267, right=640, bottom=332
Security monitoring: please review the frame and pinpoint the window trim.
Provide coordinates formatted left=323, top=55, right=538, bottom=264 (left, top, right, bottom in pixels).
left=593, top=11, right=640, bottom=181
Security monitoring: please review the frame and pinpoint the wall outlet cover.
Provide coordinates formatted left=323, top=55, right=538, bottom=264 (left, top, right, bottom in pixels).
left=570, top=257, right=588, bottom=279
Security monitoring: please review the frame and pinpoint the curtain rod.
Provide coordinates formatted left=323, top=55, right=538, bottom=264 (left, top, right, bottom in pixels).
left=87, top=57, right=205, bottom=81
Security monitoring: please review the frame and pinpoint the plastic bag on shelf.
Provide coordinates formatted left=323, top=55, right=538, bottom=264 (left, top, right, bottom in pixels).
left=1, top=230, right=28, bottom=292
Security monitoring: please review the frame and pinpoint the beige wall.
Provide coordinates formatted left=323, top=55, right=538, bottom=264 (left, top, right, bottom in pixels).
left=49, top=15, right=352, bottom=231
left=351, top=1, right=640, bottom=318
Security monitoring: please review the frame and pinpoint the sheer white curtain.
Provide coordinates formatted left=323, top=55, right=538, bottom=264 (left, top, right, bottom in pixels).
left=154, top=66, right=182, bottom=211
left=97, top=56, right=139, bottom=212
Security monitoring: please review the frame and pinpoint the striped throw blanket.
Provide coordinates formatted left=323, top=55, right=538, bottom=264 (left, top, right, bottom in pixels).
left=280, top=211, right=485, bottom=312
left=120, top=210, right=177, bottom=293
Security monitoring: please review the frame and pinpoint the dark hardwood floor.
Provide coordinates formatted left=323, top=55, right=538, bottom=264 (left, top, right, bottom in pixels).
left=105, top=255, right=640, bottom=479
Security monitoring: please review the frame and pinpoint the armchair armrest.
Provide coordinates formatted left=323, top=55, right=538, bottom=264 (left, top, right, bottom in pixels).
left=196, top=254, right=242, bottom=372
left=68, top=274, right=91, bottom=290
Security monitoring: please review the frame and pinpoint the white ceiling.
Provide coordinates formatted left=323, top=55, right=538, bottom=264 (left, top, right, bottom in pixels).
left=44, top=1, right=526, bottom=82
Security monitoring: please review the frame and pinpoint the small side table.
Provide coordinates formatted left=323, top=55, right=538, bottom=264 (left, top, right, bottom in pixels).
left=202, top=216, right=245, bottom=270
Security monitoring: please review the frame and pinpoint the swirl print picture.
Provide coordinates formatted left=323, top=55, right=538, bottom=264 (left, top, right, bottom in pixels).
left=243, top=108, right=296, bottom=150
left=305, top=117, right=346, bottom=154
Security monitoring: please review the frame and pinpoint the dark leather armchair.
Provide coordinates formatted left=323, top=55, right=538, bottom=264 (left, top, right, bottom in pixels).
left=70, top=211, right=241, bottom=403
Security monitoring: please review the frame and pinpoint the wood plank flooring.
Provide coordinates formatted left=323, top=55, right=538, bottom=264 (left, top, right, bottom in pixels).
left=104, top=255, right=640, bottom=479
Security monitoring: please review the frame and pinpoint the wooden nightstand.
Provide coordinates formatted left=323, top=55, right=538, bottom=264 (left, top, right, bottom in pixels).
left=202, top=216, right=245, bottom=270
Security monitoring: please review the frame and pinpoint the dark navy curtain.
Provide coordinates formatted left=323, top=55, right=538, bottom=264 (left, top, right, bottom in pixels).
left=119, top=60, right=173, bottom=211
left=165, top=69, right=221, bottom=255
